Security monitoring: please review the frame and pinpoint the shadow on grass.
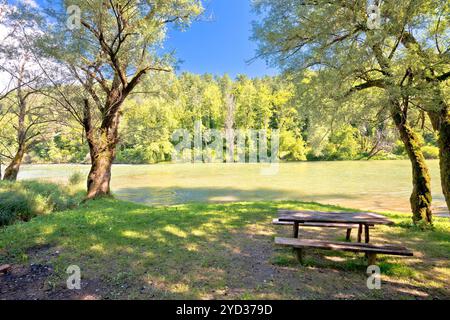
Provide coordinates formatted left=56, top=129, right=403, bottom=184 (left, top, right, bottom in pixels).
left=0, top=196, right=448, bottom=300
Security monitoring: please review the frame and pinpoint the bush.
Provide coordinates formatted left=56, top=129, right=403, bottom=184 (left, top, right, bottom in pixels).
left=421, top=145, right=439, bottom=160
left=369, top=151, right=404, bottom=161
left=392, top=140, right=406, bottom=156
left=279, top=130, right=307, bottom=161
left=69, top=172, right=84, bottom=186
left=0, top=191, right=33, bottom=226
left=322, top=125, right=360, bottom=160
left=0, top=180, right=80, bottom=227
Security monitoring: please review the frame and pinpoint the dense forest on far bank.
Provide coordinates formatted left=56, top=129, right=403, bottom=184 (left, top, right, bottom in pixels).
left=1, top=72, right=440, bottom=166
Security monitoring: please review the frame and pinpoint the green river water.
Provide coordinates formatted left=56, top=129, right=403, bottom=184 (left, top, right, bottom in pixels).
left=15, top=160, right=448, bottom=214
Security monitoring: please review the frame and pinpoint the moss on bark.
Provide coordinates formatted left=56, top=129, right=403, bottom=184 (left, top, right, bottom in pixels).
left=438, top=113, right=450, bottom=211
left=391, top=105, right=433, bottom=224
left=3, top=146, right=25, bottom=181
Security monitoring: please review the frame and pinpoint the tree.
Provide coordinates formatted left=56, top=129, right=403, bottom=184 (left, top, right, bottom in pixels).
left=252, top=0, right=448, bottom=224
left=395, top=14, right=450, bottom=211
left=0, top=1, right=53, bottom=181
left=39, top=0, right=203, bottom=199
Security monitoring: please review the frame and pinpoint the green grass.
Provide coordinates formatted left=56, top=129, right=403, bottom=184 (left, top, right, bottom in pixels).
left=0, top=180, right=83, bottom=226
left=0, top=197, right=449, bottom=299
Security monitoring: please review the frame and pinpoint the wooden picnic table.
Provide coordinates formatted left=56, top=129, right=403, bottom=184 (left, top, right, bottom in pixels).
left=278, top=210, right=394, bottom=243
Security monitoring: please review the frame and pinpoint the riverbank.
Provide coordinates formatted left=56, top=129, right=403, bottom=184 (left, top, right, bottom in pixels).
left=1, top=198, right=449, bottom=299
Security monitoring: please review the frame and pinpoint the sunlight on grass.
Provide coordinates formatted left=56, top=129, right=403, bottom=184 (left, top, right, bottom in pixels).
left=162, top=226, right=188, bottom=238
left=90, top=244, right=106, bottom=253
left=0, top=198, right=449, bottom=299
left=122, top=230, right=149, bottom=240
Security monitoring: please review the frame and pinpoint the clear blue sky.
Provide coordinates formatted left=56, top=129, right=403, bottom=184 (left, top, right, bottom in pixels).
left=165, top=0, right=278, bottom=78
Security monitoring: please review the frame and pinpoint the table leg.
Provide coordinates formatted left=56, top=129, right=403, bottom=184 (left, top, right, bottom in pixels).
left=357, top=224, right=363, bottom=243
left=346, top=228, right=352, bottom=242
left=293, top=222, right=299, bottom=238
left=365, top=224, right=370, bottom=243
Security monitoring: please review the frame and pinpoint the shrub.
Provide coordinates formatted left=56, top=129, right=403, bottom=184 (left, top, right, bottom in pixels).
left=0, top=180, right=80, bottom=227
left=0, top=191, right=33, bottom=226
left=69, top=172, right=84, bottom=186
left=421, top=145, right=439, bottom=160
left=392, top=140, right=406, bottom=156
left=279, top=130, right=307, bottom=161
left=323, top=125, right=360, bottom=160
left=369, top=151, right=404, bottom=160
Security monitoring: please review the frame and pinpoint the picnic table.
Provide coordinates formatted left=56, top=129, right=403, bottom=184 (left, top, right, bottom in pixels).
left=278, top=210, right=394, bottom=244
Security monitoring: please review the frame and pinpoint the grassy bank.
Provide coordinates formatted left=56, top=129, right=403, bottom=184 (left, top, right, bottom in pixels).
left=0, top=198, right=449, bottom=299
left=0, top=180, right=83, bottom=227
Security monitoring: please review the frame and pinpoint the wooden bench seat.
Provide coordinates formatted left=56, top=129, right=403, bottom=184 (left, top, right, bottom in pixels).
left=275, top=237, right=413, bottom=265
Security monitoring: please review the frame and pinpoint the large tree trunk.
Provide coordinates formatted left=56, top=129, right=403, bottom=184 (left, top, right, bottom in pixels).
left=370, top=42, right=434, bottom=224
left=391, top=104, right=433, bottom=224
left=429, top=108, right=450, bottom=212
left=400, top=31, right=450, bottom=212
left=4, top=75, right=27, bottom=182
left=3, top=145, right=25, bottom=181
left=438, top=118, right=450, bottom=212
left=86, top=139, right=115, bottom=199
left=84, top=98, right=121, bottom=200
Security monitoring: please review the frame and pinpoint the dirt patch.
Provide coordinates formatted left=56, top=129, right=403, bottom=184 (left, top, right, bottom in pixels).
left=0, top=244, right=107, bottom=300
left=0, top=263, right=110, bottom=300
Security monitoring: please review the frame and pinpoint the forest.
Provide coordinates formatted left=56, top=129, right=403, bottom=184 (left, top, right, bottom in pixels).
left=0, top=70, right=442, bottom=166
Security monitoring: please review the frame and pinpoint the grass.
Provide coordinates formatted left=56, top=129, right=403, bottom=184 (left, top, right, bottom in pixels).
left=0, top=180, right=83, bottom=227
left=0, top=196, right=449, bottom=300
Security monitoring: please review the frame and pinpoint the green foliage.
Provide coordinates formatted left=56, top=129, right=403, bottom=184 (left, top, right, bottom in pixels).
left=251, top=0, right=448, bottom=169
left=0, top=180, right=80, bottom=227
left=68, top=172, right=83, bottom=186
left=393, top=140, right=407, bottom=156
left=279, top=130, right=307, bottom=161
left=18, top=70, right=439, bottom=165
left=421, top=145, right=440, bottom=160
left=0, top=191, right=32, bottom=226
left=323, top=125, right=360, bottom=160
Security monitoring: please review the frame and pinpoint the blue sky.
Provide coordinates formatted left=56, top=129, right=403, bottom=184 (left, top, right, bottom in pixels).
left=165, top=0, right=278, bottom=78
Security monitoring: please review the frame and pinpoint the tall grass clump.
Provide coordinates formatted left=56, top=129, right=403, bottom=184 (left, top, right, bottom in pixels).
left=0, top=180, right=82, bottom=227
left=68, top=171, right=84, bottom=186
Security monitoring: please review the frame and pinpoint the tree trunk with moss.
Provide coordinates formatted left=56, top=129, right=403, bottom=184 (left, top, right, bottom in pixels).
left=400, top=31, right=450, bottom=212
left=439, top=117, right=450, bottom=212
left=86, top=140, right=116, bottom=199
left=3, top=145, right=26, bottom=181
left=83, top=98, right=121, bottom=199
left=392, top=103, right=433, bottom=224
left=3, top=80, right=27, bottom=182
left=429, top=107, right=450, bottom=212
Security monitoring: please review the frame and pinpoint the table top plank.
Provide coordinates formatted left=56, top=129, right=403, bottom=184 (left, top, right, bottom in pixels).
left=277, top=210, right=394, bottom=225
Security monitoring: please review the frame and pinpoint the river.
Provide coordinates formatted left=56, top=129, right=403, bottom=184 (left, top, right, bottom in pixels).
left=16, top=160, right=448, bottom=214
